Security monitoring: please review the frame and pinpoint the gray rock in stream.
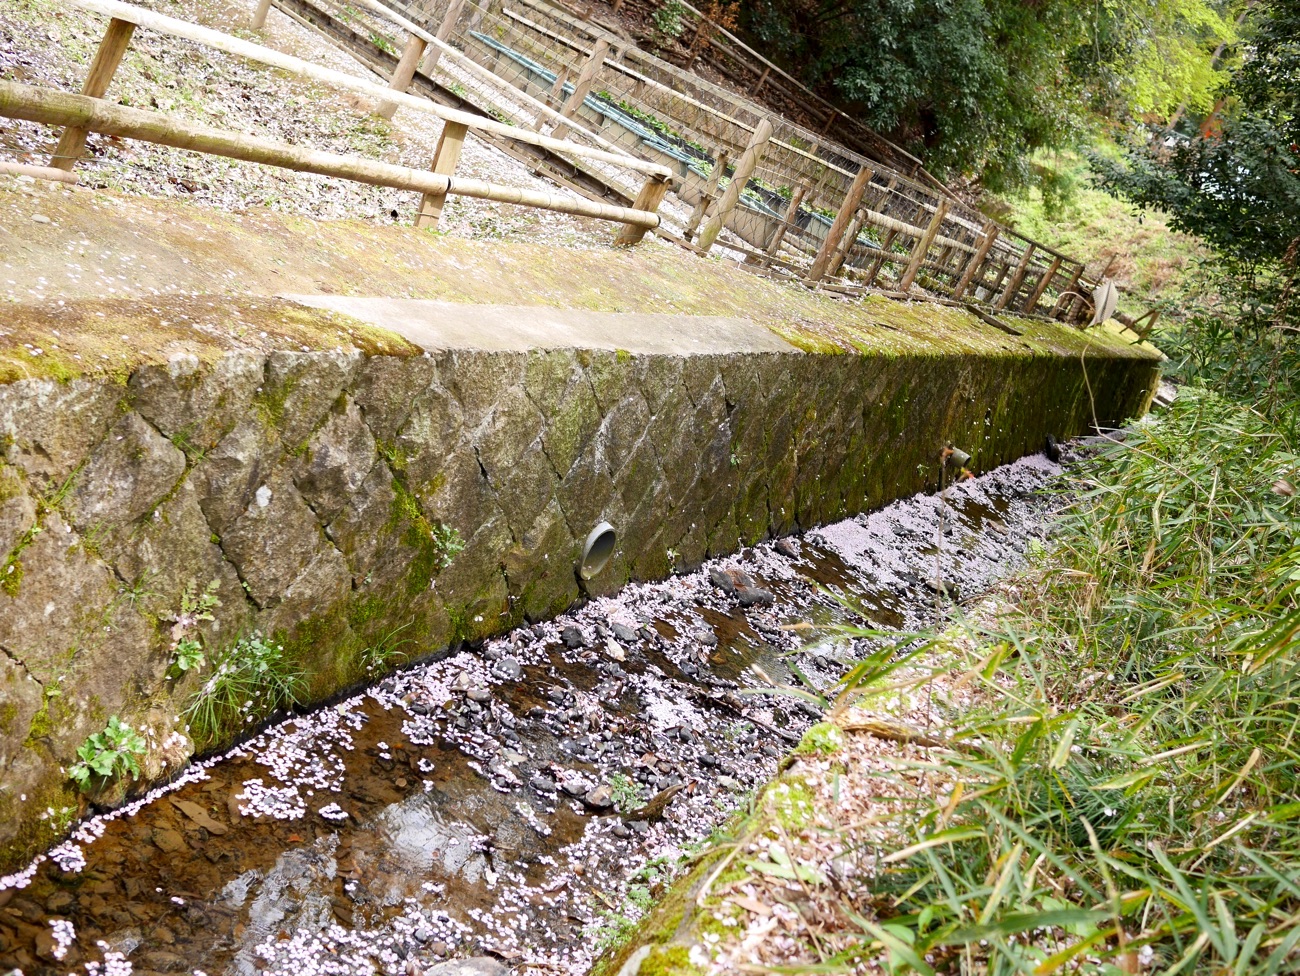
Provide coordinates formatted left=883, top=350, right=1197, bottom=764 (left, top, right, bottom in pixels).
left=611, top=622, right=640, bottom=643
left=583, top=784, right=614, bottom=810
left=708, top=568, right=737, bottom=595
left=736, top=585, right=775, bottom=607
left=491, top=657, right=522, bottom=680
left=775, top=538, right=799, bottom=558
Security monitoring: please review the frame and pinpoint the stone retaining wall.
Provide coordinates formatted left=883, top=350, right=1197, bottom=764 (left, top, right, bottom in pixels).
left=0, top=311, right=1159, bottom=869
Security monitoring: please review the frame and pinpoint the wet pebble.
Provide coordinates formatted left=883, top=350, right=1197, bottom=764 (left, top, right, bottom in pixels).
left=467, top=688, right=491, bottom=703
left=152, top=828, right=185, bottom=853
left=529, top=774, right=556, bottom=793
left=560, top=776, right=592, bottom=797
left=491, top=657, right=522, bottom=680
left=582, top=784, right=614, bottom=810
left=775, top=538, right=799, bottom=558
left=611, top=622, right=639, bottom=643
left=561, top=625, right=585, bottom=648
left=708, top=567, right=737, bottom=595
left=737, top=585, right=775, bottom=607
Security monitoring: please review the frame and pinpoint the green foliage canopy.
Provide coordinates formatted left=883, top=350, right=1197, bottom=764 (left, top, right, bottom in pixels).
left=1092, top=0, right=1298, bottom=273
left=1092, top=0, right=1299, bottom=408
left=738, top=0, right=1241, bottom=187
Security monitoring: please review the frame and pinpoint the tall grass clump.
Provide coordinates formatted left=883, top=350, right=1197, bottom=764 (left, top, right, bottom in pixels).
left=186, top=633, right=305, bottom=748
left=852, top=390, right=1300, bottom=974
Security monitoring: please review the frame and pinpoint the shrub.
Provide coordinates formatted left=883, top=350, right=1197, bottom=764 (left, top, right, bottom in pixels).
left=651, top=0, right=687, bottom=41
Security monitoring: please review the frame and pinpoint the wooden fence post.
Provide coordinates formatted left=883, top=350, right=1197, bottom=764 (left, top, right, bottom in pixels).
left=951, top=222, right=998, bottom=300
left=827, top=207, right=869, bottom=277
left=1068, top=254, right=1116, bottom=322
left=552, top=38, right=609, bottom=140
left=614, top=175, right=669, bottom=246
left=805, top=165, right=872, bottom=282
left=750, top=65, right=770, bottom=96
left=1022, top=254, right=1062, bottom=314
left=863, top=227, right=898, bottom=287
left=762, top=183, right=806, bottom=266
left=985, top=260, right=1012, bottom=300
left=696, top=118, right=773, bottom=253
left=995, top=243, right=1036, bottom=310
left=532, top=66, right=571, bottom=130
left=419, top=0, right=466, bottom=76
left=251, top=0, right=273, bottom=28
left=415, top=120, right=468, bottom=228
left=683, top=148, right=727, bottom=242
left=1052, top=262, right=1085, bottom=319
left=897, top=199, right=949, bottom=292
left=50, top=17, right=135, bottom=171
left=377, top=34, right=428, bottom=119
left=688, top=19, right=712, bottom=58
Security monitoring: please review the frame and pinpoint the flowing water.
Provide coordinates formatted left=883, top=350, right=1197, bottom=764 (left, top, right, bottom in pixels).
left=0, top=453, right=1063, bottom=976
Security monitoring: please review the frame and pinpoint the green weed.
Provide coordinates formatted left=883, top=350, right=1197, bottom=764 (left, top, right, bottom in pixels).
left=609, top=772, right=644, bottom=813
left=68, top=717, right=146, bottom=791
left=168, top=579, right=220, bottom=677
left=186, top=633, right=304, bottom=746
left=360, top=618, right=418, bottom=676
left=651, top=0, right=687, bottom=41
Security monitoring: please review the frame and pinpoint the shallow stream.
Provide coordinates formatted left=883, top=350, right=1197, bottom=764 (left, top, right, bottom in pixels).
left=0, top=453, right=1062, bottom=976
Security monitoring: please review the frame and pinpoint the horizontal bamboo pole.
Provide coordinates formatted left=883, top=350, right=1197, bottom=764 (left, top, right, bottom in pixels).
left=853, top=205, right=976, bottom=254
left=67, top=0, right=671, bottom=178
left=0, top=81, right=659, bottom=227
left=0, top=159, right=80, bottom=183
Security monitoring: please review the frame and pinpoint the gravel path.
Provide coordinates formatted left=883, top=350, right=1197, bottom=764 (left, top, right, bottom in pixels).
left=0, top=0, right=697, bottom=248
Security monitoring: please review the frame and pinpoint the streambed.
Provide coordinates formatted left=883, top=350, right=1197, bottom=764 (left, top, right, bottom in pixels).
left=0, top=453, right=1063, bottom=976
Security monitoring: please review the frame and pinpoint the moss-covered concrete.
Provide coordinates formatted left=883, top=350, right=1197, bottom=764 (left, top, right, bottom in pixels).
left=0, top=275, right=1159, bottom=873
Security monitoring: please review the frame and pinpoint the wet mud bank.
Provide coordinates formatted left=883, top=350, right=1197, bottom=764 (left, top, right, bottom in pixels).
left=1, top=452, right=1064, bottom=976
